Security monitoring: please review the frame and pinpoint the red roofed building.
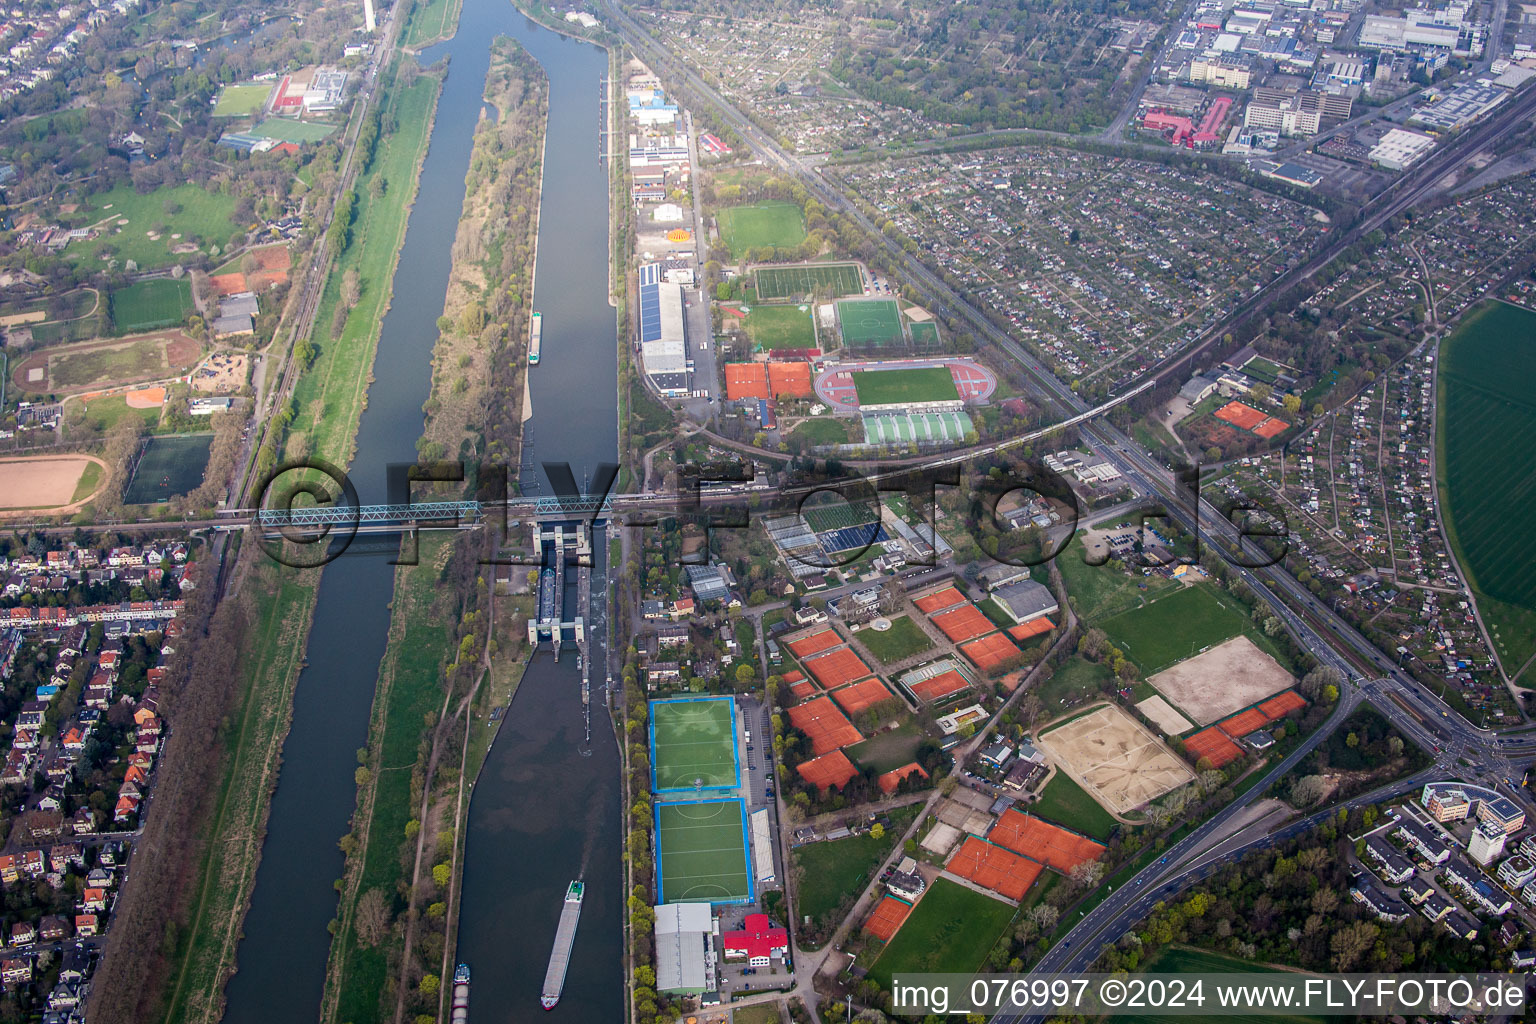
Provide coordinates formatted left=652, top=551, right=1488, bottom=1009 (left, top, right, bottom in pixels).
left=722, top=913, right=788, bottom=966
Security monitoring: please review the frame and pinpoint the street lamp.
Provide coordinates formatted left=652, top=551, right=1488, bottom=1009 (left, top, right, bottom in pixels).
left=847, top=953, right=857, bottom=1022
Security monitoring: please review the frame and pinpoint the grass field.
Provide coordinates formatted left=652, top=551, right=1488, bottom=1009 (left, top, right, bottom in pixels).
left=111, top=277, right=193, bottom=333
left=1438, top=301, right=1536, bottom=676
left=401, top=0, right=464, bottom=47
left=845, top=718, right=923, bottom=772
left=70, top=183, right=241, bottom=270
left=74, top=393, right=161, bottom=432
left=789, top=418, right=855, bottom=446
left=123, top=433, right=212, bottom=504
left=1098, top=583, right=1284, bottom=675
left=50, top=339, right=165, bottom=389
left=656, top=799, right=753, bottom=903
left=908, top=321, right=940, bottom=347
left=852, top=366, right=958, bottom=407
left=1057, top=534, right=1181, bottom=621
left=755, top=262, right=862, bottom=300
left=1037, top=655, right=1114, bottom=710
left=791, top=806, right=915, bottom=925
left=859, top=615, right=934, bottom=664
left=837, top=298, right=904, bottom=346
left=868, top=878, right=1015, bottom=986
left=718, top=201, right=807, bottom=257
left=745, top=303, right=817, bottom=350
left=70, top=461, right=103, bottom=503
left=651, top=697, right=739, bottom=791
left=213, top=82, right=272, bottom=117
left=1031, top=769, right=1119, bottom=841
left=251, top=118, right=339, bottom=144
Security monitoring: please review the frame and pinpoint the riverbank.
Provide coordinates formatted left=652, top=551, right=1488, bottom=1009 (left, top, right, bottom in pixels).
left=419, top=36, right=547, bottom=464
left=402, top=0, right=465, bottom=48
left=321, top=38, right=549, bottom=1023
left=150, top=61, right=446, bottom=1024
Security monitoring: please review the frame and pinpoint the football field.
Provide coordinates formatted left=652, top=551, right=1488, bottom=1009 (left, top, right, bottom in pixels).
left=852, top=366, right=960, bottom=407
left=745, top=304, right=817, bottom=349
left=837, top=299, right=904, bottom=346
left=756, top=263, right=863, bottom=299
left=650, top=697, right=740, bottom=792
left=656, top=799, right=754, bottom=904
left=110, top=278, right=193, bottom=333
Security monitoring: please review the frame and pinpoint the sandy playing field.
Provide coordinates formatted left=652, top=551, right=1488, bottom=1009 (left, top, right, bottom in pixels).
left=0, top=455, right=107, bottom=513
left=1147, top=635, right=1294, bottom=726
left=1135, top=694, right=1193, bottom=736
left=1037, top=704, right=1194, bottom=815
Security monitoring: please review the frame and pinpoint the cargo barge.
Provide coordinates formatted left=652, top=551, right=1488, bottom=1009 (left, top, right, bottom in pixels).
left=529, top=311, right=542, bottom=365
left=451, top=964, right=470, bottom=1024
left=540, top=880, right=584, bottom=1010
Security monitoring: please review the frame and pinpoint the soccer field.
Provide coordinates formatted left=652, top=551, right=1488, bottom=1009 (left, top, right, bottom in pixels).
left=852, top=366, right=959, bottom=407
left=837, top=299, right=904, bottom=346
left=718, top=201, right=807, bottom=257
left=111, top=278, right=193, bottom=333
left=213, top=83, right=272, bottom=117
left=252, top=118, right=338, bottom=143
left=745, top=304, right=817, bottom=349
left=656, top=799, right=754, bottom=904
left=650, top=697, right=740, bottom=792
left=1098, top=584, right=1272, bottom=675
left=123, top=434, right=214, bottom=504
left=755, top=263, right=863, bottom=300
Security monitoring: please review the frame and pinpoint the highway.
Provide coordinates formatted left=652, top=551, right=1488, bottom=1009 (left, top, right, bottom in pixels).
left=600, top=0, right=1536, bottom=997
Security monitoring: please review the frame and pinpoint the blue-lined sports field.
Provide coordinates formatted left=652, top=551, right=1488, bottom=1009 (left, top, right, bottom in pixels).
left=655, top=798, right=754, bottom=904
left=649, top=696, right=741, bottom=793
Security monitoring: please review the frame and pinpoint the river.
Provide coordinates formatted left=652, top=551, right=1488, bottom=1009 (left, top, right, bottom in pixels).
left=219, top=1, right=621, bottom=1021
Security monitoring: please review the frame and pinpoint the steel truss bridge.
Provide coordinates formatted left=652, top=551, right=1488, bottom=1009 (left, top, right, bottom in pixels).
left=251, top=501, right=484, bottom=528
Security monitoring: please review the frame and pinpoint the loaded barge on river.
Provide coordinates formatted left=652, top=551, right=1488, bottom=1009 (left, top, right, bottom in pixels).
left=540, top=880, right=584, bottom=1009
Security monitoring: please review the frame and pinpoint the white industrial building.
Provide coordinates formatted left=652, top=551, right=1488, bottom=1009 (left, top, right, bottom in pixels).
left=652, top=902, right=716, bottom=994
left=750, top=808, right=775, bottom=885
left=1369, top=128, right=1437, bottom=170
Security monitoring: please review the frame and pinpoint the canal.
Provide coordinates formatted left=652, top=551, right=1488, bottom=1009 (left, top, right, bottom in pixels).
left=219, top=0, right=621, bottom=1020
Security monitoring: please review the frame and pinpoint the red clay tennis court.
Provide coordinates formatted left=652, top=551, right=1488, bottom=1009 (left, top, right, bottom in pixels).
left=1008, top=617, right=1056, bottom=642
left=1185, top=725, right=1243, bottom=768
left=787, top=696, right=863, bottom=754
left=863, top=895, right=914, bottom=941
left=767, top=360, right=814, bottom=397
left=907, top=669, right=972, bottom=703
left=1258, top=690, right=1307, bottom=720
left=1253, top=416, right=1290, bottom=439
left=831, top=677, right=896, bottom=715
left=878, top=762, right=928, bottom=794
left=1218, top=706, right=1269, bottom=739
left=806, top=647, right=873, bottom=689
left=932, top=604, right=994, bottom=643
left=987, top=809, right=1104, bottom=874
left=1215, top=401, right=1267, bottom=430
left=914, top=587, right=967, bottom=614
left=788, top=677, right=818, bottom=700
left=945, top=836, right=1042, bottom=902
left=787, top=628, right=842, bottom=658
left=960, top=632, right=1020, bottom=672
left=724, top=362, right=771, bottom=401
left=797, top=749, right=859, bottom=792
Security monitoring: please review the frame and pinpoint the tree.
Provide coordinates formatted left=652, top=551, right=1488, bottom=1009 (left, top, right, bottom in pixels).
left=735, top=663, right=755, bottom=686
left=354, top=888, right=391, bottom=946
left=1282, top=394, right=1302, bottom=416
left=1290, top=775, right=1330, bottom=807
left=420, top=974, right=440, bottom=997
left=432, top=863, right=451, bottom=888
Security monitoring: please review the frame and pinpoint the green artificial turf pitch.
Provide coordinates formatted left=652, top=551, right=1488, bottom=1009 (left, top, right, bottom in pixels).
left=651, top=697, right=739, bottom=791
left=655, top=799, right=753, bottom=903
left=755, top=262, right=862, bottom=299
left=837, top=298, right=904, bottom=346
